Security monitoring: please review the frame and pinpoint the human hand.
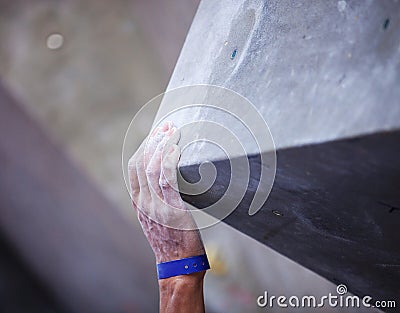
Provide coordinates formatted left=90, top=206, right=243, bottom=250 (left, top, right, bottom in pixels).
left=128, top=121, right=205, bottom=263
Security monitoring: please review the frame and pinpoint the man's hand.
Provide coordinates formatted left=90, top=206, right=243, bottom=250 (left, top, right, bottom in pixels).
left=128, top=121, right=207, bottom=313
left=128, top=120, right=205, bottom=263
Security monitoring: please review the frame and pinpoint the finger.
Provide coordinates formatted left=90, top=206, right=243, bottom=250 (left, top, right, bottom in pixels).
left=146, top=131, right=172, bottom=198
left=162, top=125, right=180, bottom=153
left=128, top=139, right=147, bottom=199
left=128, top=161, right=139, bottom=197
left=150, top=120, right=171, bottom=136
left=145, top=121, right=172, bottom=165
left=160, top=144, right=184, bottom=208
left=135, top=153, right=151, bottom=213
left=128, top=140, right=144, bottom=173
left=129, top=120, right=171, bottom=178
left=159, top=127, right=181, bottom=191
left=130, top=121, right=172, bottom=214
left=142, top=122, right=170, bottom=199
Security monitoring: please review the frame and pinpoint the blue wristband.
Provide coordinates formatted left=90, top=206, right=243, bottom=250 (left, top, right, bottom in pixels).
left=157, top=254, right=210, bottom=279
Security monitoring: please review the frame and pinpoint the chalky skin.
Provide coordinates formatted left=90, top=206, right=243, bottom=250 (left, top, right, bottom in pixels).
left=128, top=121, right=206, bottom=313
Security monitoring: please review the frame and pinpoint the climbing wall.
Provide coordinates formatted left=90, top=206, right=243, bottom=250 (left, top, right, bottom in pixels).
left=156, top=0, right=400, bottom=305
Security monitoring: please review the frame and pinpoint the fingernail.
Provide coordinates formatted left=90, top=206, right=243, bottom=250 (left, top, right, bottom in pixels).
left=161, top=121, right=171, bottom=132
left=167, top=127, right=176, bottom=135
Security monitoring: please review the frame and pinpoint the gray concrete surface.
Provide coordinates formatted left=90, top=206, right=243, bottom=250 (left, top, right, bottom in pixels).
left=164, top=0, right=400, bottom=164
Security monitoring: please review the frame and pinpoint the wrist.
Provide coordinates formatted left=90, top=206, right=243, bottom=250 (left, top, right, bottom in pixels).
left=158, top=269, right=206, bottom=313
left=159, top=271, right=205, bottom=296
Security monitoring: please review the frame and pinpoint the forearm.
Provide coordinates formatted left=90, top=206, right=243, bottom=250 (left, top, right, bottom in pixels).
left=159, top=272, right=205, bottom=313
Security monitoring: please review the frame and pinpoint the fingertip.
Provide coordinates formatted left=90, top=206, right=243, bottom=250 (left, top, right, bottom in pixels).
left=168, top=127, right=181, bottom=143
left=150, top=120, right=172, bottom=137
left=161, top=121, right=170, bottom=131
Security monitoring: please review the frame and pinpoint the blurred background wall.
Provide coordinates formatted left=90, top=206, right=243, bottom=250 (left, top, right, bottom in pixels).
left=0, top=1, right=373, bottom=312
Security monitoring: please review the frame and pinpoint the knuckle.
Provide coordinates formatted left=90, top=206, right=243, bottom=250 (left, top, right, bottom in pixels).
left=159, top=176, right=170, bottom=189
left=131, top=190, right=140, bottom=200
left=129, top=180, right=139, bottom=192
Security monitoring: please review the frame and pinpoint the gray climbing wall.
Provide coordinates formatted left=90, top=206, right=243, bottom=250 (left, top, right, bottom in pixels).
left=156, top=0, right=400, bottom=306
